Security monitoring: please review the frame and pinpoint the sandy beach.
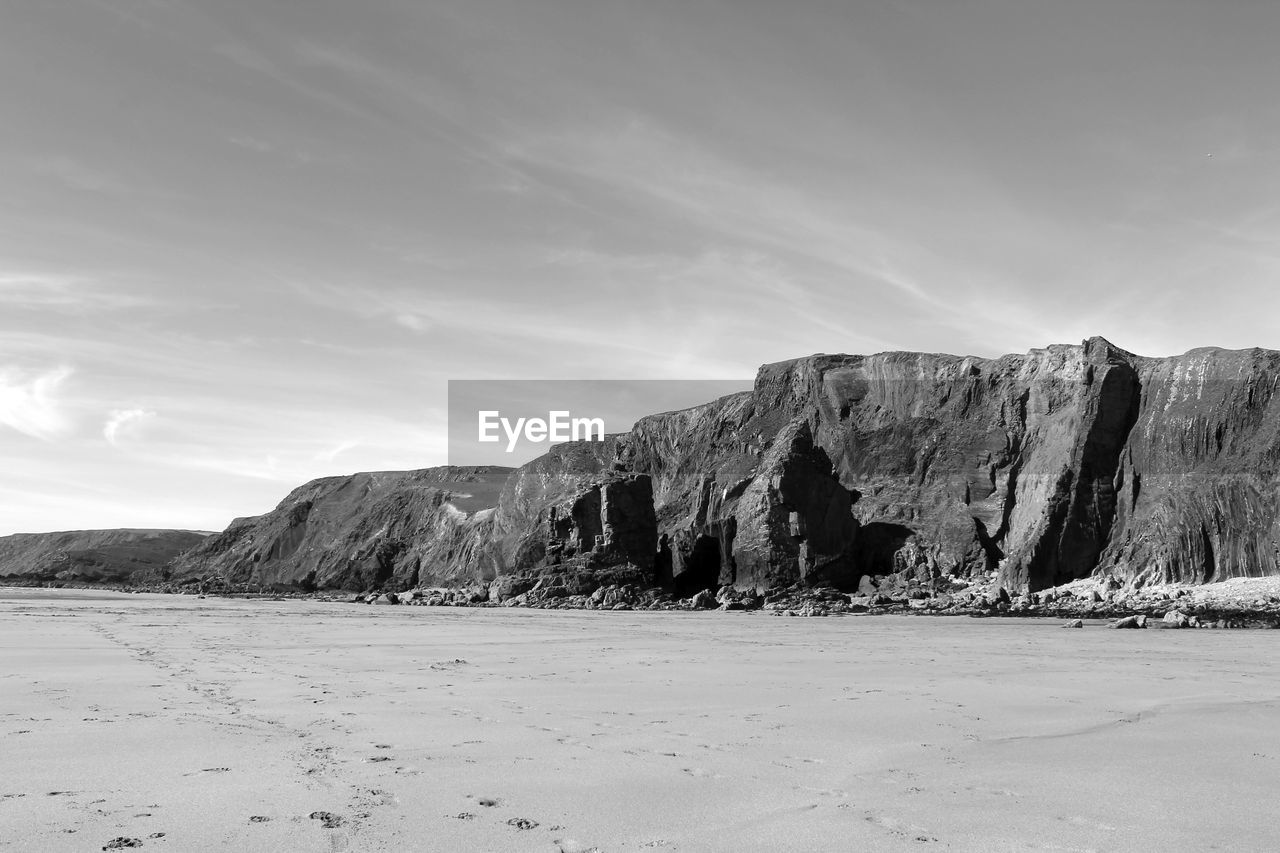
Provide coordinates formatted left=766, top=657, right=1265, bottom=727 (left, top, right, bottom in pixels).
left=2, top=590, right=1277, bottom=852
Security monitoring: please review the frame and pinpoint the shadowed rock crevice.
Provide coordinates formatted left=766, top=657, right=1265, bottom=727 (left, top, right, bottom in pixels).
left=673, top=532, right=723, bottom=595
left=1010, top=351, right=1143, bottom=590
left=852, top=522, right=915, bottom=578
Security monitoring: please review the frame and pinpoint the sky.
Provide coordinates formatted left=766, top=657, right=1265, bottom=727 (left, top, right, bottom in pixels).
left=2, top=0, right=1278, bottom=534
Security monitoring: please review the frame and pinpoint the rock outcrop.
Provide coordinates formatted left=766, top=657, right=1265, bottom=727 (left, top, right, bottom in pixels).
left=0, top=529, right=212, bottom=585
left=484, top=466, right=661, bottom=603
left=632, top=418, right=858, bottom=594
left=524, top=469, right=658, bottom=572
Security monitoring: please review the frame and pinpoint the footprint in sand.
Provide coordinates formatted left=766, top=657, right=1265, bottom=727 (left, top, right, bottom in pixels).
left=863, top=811, right=935, bottom=841
left=1059, top=815, right=1116, bottom=832
left=966, top=785, right=1020, bottom=798
left=309, top=811, right=345, bottom=829
left=682, top=767, right=723, bottom=779
left=796, top=786, right=847, bottom=799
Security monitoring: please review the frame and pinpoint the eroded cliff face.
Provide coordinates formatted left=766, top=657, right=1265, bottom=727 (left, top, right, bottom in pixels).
left=159, top=338, right=1280, bottom=595
left=597, top=337, right=1278, bottom=594
left=170, top=467, right=512, bottom=591
left=583, top=337, right=1147, bottom=594
left=484, top=461, right=660, bottom=601
left=616, top=415, right=858, bottom=594
left=0, top=529, right=212, bottom=584
left=1098, top=347, right=1280, bottom=586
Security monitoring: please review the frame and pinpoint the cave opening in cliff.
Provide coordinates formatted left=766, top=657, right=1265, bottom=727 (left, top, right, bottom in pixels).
left=1201, top=527, right=1217, bottom=584
left=675, top=534, right=722, bottom=595
left=853, top=522, right=916, bottom=577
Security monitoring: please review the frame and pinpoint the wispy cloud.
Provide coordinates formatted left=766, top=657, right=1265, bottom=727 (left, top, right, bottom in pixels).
left=285, top=242, right=902, bottom=378
left=162, top=451, right=290, bottom=482
left=542, top=245, right=906, bottom=353
left=282, top=38, right=597, bottom=214
left=394, top=313, right=430, bottom=333
left=29, top=156, right=136, bottom=195
left=314, top=439, right=360, bottom=463
left=212, top=39, right=406, bottom=133
left=0, top=270, right=86, bottom=292
left=499, top=116, right=948, bottom=303
left=0, top=269, right=154, bottom=312
left=289, top=279, right=707, bottom=376
left=226, top=134, right=274, bottom=153
left=0, top=366, right=75, bottom=440
left=103, top=408, right=156, bottom=445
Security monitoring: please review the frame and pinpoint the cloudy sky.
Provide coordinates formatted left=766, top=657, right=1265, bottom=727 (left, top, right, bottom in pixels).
left=2, top=0, right=1278, bottom=534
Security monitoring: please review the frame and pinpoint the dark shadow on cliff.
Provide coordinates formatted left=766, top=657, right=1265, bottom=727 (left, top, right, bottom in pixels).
left=673, top=533, right=724, bottom=595
left=852, top=522, right=916, bottom=578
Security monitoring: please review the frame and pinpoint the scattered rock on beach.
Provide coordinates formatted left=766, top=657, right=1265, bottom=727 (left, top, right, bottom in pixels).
left=507, top=817, right=539, bottom=830
left=1111, top=615, right=1147, bottom=629
left=686, top=590, right=717, bottom=610
left=102, top=839, right=143, bottom=850
left=1063, top=619, right=1084, bottom=628
left=1162, top=610, right=1191, bottom=628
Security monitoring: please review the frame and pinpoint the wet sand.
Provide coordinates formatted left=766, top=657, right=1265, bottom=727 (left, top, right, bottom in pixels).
left=1, top=590, right=1277, bottom=852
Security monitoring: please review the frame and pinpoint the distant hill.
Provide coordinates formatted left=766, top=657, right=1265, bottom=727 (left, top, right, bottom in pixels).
left=0, top=528, right=213, bottom=585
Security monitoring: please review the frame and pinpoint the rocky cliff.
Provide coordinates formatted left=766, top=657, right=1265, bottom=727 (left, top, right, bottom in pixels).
left=1099, top=346, right=1280, bottom=586
left=0, top=529, right=212, bottom=585
left=41, top=338, right=1280, bottom=596
left=473, top=336, right=1280, bottom=596
left=170, top=467, right=513, bottom=591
